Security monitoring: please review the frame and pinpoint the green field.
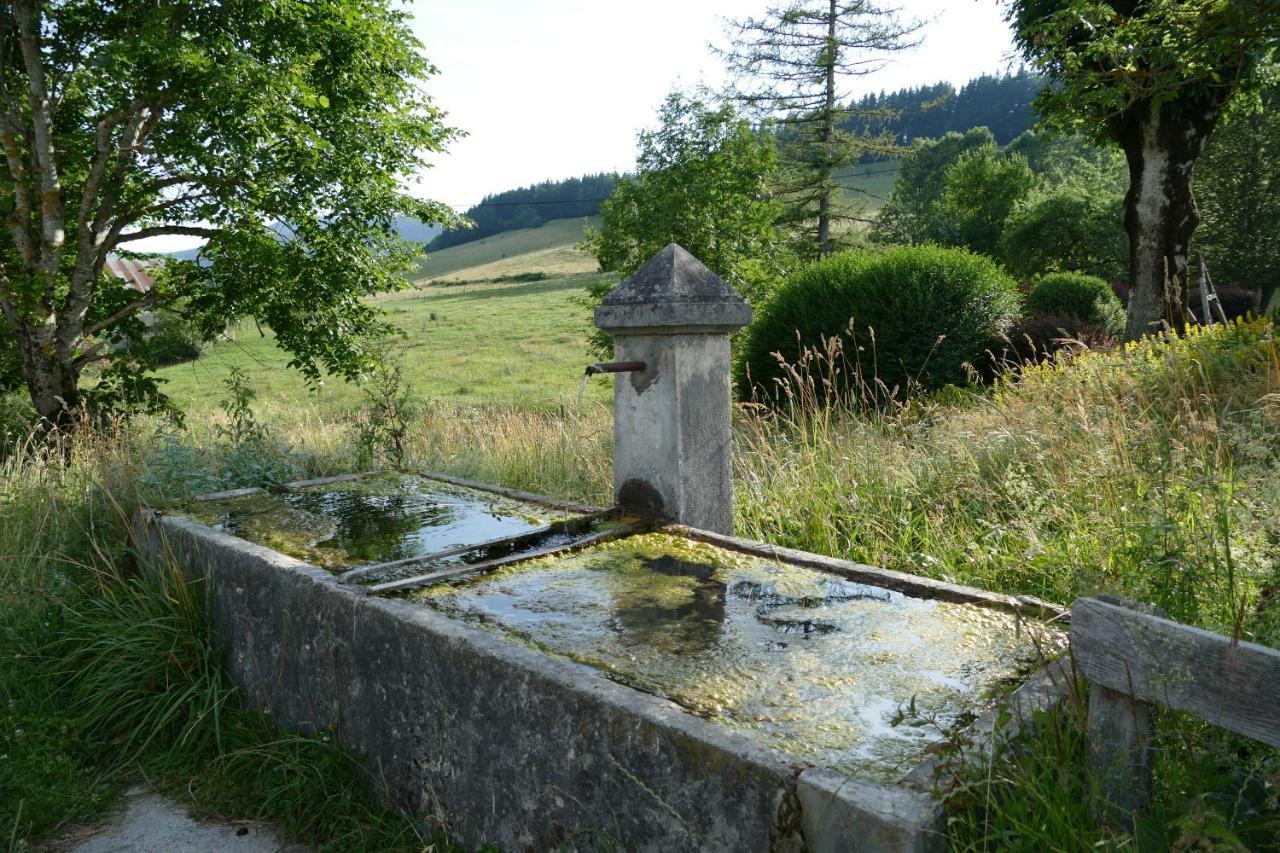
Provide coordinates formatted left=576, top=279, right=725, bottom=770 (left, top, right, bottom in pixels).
left=836, top=160, right=898, bottom=211
left=160, top=218, right=616, bottom=417
left=414, top=216, right=601, bottom=281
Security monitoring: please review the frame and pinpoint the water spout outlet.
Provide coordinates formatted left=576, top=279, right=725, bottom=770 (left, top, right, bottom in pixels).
left=584, top=361, right=647, bottom=377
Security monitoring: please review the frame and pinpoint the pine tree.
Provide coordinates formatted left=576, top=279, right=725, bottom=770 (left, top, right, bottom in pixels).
left=716, top=0, right=923, bottom=257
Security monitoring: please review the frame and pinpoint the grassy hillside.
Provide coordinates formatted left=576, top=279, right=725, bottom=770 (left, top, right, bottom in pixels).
left=837, top=161, right=898, bottom=211
left=158, top=274, right=613, bottom=417
left=415, top=216, right=599, bottom=281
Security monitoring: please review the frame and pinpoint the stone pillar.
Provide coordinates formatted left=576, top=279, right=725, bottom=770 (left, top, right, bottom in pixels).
left=594, top=243, right=752, bottom=534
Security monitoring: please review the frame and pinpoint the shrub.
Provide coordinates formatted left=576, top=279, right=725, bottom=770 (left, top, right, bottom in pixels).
left=999, top=187, right=1128, bottom=282
left=738, top=245, right=1021, bottom=404
left=142, top=312, right=203, bottom=367
left=992, top=312, right=1117, bottom=368
left=1025, top=272, right=1125, bottom=335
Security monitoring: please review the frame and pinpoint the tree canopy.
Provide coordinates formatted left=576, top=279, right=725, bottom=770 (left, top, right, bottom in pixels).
left=1006, top=0, right=1280, bottom=338
left=583, top=91, right=781, bottom=354
left=0, top=0, right=458, bottom=428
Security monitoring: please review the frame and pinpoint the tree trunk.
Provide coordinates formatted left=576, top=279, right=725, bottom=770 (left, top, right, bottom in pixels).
left=1118, top=102, right=1223, bottom=340
left=817, top=0, right=836, bottom=257
left=20, top=335, right=83, bottom=431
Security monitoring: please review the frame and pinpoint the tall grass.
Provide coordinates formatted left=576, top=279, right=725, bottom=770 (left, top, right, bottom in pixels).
left=0, top=427, right=435, bottom=849
left=2, top=319, right=1276, bottom=849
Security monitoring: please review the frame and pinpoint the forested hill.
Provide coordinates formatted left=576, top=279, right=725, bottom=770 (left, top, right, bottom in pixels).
left=429, top=71, right=1043, bottom=253
left=428, top=173, right=619, bottom=251
left=844, top=69, right=1044, bottom=147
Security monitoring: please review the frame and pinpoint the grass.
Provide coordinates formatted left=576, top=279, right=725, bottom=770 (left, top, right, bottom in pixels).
left=0, top=436, right=444, bottom=851
left=836, top=159, right=899, bottom=211
left=415, top=216, right=600, bottom=281
left=157, top=273, right=615, bottom=418
left=4, top=318, right=1279, bottom=849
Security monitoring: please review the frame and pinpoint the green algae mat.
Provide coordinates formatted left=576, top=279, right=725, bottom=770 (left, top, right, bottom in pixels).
left=417, top=533, right=1064, bottom=782
left=185, top=474, right=572, bottom=571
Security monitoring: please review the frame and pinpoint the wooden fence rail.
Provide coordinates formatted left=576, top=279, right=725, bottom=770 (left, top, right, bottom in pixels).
left=1070, top=595, right=1280, bottom=825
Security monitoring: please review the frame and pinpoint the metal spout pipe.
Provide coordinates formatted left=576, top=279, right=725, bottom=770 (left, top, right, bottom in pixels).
left=584, top=361, right=647, bottom=377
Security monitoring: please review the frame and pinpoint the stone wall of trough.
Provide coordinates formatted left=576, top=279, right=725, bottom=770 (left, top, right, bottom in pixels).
left=133, top=511, right=953, bottom=852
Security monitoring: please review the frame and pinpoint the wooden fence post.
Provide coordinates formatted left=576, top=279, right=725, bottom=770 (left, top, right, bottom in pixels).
left=1079, top=595, right=1165, bottom=827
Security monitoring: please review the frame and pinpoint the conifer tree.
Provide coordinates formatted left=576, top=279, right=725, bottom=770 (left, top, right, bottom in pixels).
left=717, top=0, right=923, bottom=256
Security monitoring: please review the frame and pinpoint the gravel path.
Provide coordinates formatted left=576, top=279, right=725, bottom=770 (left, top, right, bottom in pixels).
left=57, top=785, right=306, bottom=853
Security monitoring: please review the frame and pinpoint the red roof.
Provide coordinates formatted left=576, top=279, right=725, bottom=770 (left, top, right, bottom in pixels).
left=105, top=256, right=155, bottom=293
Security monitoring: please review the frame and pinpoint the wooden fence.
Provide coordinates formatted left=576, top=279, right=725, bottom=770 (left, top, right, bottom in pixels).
left=1071, top=594, right=1280, bottom=824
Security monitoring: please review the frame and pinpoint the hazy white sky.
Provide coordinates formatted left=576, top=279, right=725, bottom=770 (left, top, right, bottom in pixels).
left=410, top=0, right=1023, bottom=209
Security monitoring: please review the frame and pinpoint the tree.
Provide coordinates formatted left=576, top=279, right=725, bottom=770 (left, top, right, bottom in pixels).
left=0, top=0, right=458, bottom=430
left=872, top=128, right=996, bottom=245
left=1007, top=0, right=1280, bottom=339
left=717, top=0, right=923, bottom=257
left=1195, top=71, right=1280, bottom=313
left=937, top=150, right=1036, bottom=258
left=1000, top=186, right=1128, bottom=281
left=584, top=91, right=781, bottom=302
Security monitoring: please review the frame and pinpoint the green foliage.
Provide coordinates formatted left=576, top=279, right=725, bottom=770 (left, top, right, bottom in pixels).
left=0, top=0, right=461, bottom=424
left=1026, top=272, right=1126, bottom=334
left=877, top=126, right=1130, bottom=281
left=937, top=151, right=1036, bottom=257
left=583, top=90, right=783, bottom=355
left=738, top=245, right=1021, bottom=404
left=0, top=334, right=21, bottom=394
left=355, top=347, right=416, bottom=471
left=141, top=311, right=205, bottom=368
left=840, top=69, right=1044, bottom=146
left=1195, top=72, right=1280, bottom=312
left=872, top=128, right=997, bottom=245
left=1000, top=185, right=1128, bottom=281
left=218, top=368, right=268, bottom=448
left=1007, top=0, right=1277, bottom=140
left=585, top=91, right=782, bottom=299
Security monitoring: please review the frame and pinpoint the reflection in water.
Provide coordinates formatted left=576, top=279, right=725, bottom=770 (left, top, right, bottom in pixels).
left=610, top=556, right=728, bottom=652
left=418, top=533, right=1065, bottom=783
left=184, top=474, right=569, bottom=570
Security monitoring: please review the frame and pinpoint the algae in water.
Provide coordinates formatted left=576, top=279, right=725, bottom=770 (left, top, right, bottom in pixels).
left=417, top=533, right=1064, bottom=782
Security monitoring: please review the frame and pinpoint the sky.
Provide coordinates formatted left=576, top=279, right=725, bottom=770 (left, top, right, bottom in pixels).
left=410, top=0, right=1023, bottom=210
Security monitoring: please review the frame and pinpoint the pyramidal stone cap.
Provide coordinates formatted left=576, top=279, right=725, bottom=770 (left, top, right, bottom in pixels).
left=594, top=243, right=753, bottom=334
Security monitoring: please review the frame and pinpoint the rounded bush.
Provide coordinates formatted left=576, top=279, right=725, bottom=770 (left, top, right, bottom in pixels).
left=738, top=245, right=1021, bottom=403
left=1025, top=272, right=1124, bottom=334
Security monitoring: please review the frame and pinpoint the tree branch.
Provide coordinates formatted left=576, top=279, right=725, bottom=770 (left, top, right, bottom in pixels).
left=115, top=225, right=220, bottom=244
left=79, top=288, right=168, bottom=343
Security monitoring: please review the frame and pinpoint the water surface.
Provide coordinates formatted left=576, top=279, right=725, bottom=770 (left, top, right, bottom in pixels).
left=185, top=474, right=571, bottom=570
left=417, top=533, right=1062, bottom=782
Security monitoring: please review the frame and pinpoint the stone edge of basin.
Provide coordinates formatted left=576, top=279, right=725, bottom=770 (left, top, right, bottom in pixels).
left=133, top=507, right=1068, bottom=852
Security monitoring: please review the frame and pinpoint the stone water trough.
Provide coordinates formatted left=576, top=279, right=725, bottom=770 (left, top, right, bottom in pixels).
left=134, top=246, right=1069, bottom=852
